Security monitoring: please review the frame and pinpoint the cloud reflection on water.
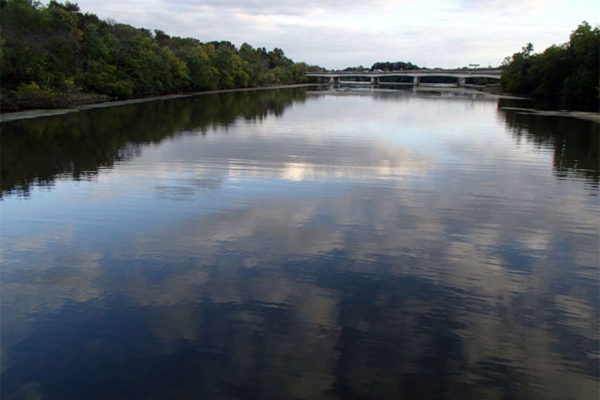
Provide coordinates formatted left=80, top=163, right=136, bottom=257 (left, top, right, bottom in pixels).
left=1, top=88, right=598, bottom=399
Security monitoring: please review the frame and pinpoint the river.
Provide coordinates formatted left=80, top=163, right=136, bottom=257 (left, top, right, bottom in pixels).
left=1, top=86, right=598, bottom=399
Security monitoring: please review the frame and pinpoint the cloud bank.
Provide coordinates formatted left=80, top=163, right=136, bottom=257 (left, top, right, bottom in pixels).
left=67, top=0, right=600, bottom=69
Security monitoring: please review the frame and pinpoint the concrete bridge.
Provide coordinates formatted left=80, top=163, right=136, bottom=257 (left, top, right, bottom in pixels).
left=306, top=69, right=502, bottom=86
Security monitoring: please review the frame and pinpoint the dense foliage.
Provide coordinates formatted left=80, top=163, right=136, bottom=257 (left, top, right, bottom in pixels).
left=370, top=61, right=420, bottom=71
left=341, top=61, right=420, bottom=72
left=0, top=0, right=308, bottom=111
left=500, top=22, right=599, bottom=110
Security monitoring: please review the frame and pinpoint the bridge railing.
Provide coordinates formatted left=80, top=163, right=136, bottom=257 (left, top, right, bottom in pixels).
left=307, top=69, right=501, bottom=75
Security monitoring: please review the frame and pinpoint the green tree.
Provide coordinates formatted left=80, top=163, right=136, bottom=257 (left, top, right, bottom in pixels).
left=500, top=23, right=599, bottom=110
left=561, top=22, right=600, bottom=107
left=0, top=0, right=312, bottom=111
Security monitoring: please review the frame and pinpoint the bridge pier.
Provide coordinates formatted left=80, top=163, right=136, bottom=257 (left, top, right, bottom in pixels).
left=413, top=76, right=420, bottom=86
left=329, top=76, right=340, bottom=84
left=370, top=76, right=379, bottom=85
left=458, top=77, right=466, bottom=87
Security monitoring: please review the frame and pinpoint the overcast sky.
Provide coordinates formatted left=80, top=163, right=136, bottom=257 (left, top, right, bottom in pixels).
left=73, top=0, right=598, bottom=69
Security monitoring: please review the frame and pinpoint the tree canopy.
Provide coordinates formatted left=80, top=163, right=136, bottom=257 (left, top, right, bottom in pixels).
left=500, top=22, right=599, bottom=110
left=370, top=61, right=420, bottom=71
left=0, top=0, right=308, bottom=111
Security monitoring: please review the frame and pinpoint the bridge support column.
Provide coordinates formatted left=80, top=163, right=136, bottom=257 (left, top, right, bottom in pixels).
left=329, top=77, right=340, bottom=84
left=413, top=76, right=420, bottom=86
left=458, top=77, right=466, bottom=87
left=370, top=76, right=379, bottom=85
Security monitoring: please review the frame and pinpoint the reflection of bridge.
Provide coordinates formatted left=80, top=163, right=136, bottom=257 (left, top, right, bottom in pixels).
left=306, top=69, right=502, bottom=86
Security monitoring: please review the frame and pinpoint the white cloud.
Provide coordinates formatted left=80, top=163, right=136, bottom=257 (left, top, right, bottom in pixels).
left=162, top=0, right=407, bottom=16
left=72, top=0, right=599, bottom=68
left=455, top=0, right=551, bottom=13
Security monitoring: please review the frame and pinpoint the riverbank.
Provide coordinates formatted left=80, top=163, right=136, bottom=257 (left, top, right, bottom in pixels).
left=500, top=106, right=600, bottom=123
left=0, top=84, right=314, bottom=123
left=419, top=85, right=522, bottom=99
left=421, top=86, right=599, bottom=123
left=2, top=83, right=598, bottom=124
left=0, top=83, right=505, bottom=122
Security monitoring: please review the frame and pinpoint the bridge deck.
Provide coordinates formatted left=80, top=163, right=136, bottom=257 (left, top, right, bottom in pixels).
left=307, top=69, right=501, bottom=79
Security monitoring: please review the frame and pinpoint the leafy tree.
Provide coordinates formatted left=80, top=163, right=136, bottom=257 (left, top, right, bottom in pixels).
left=561, top=22, right=600, bottom=107
left=500, top=23, right=599, bottom=110
left=0, top=0, right=311, bottom=111
left=371, top=61, right=420, bottom=71
left=500, top=43, right=536, bottom=94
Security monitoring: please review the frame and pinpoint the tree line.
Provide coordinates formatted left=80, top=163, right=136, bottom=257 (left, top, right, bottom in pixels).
left=370, top=61, right=420, bottom=71
left=342, top=61, right=421, bottom=72
left=500, top=22, right=599, bottom=110
left=0, top=0, right=309, bottom=111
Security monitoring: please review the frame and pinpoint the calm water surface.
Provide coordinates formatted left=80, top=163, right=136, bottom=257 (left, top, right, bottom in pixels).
left=1, top=87, right=598, bottom=399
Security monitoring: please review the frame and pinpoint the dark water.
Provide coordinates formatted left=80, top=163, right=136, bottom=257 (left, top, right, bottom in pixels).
left=1, top=87, right=598, bottom=400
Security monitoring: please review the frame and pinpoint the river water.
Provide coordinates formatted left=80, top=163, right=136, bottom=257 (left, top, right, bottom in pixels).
left=1, top=86, right=598, bottom=399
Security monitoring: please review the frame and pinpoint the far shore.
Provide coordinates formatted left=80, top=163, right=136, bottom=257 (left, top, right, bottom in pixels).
left=1, top=83, right=598, bottom=124
left=0, top=84, right=315, bottom=123
left=499, top=106, right=600, bottom=123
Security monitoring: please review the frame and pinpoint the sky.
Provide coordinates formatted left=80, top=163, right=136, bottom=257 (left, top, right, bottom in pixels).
left=73, top=0, right=599, bottom=69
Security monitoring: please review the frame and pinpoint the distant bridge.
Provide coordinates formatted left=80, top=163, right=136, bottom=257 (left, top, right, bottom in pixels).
left=306, top=69, right=502, bottom=86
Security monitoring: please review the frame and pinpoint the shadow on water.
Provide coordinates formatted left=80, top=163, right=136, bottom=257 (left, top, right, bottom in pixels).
left=0, top=88, right=308, bottom=197
left=498, top=98, right=599, bottom=186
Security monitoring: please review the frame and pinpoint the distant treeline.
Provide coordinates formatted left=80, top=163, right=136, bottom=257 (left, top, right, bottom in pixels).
left=343, top=61, right=421, bottom=72
left=0, top=0, right=309, bottom=111
left=371, top=61, right=420, bottom=71
left=500, top=22, right=599, bottom=110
